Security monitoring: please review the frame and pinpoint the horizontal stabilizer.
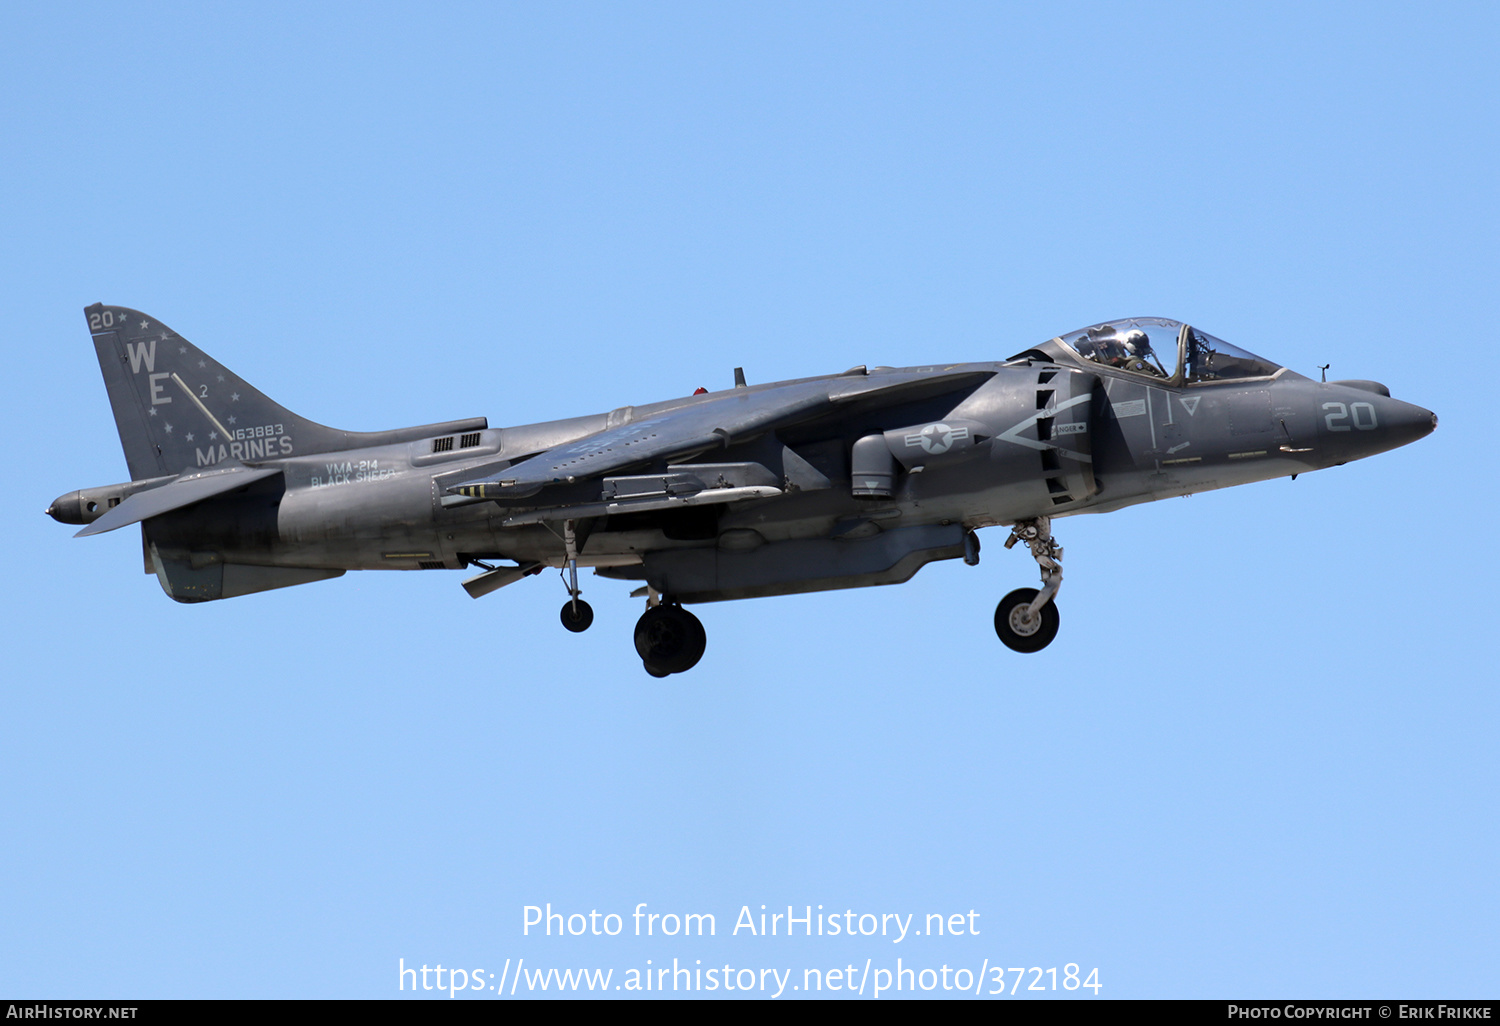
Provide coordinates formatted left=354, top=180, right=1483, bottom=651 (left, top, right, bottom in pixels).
left=75, top=464, right=282, bottom=537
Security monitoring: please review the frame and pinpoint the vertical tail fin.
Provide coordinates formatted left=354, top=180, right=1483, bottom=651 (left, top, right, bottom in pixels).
left=88, top=304, right=337, bottom=479
left=85, top=304, right=487, bottom=480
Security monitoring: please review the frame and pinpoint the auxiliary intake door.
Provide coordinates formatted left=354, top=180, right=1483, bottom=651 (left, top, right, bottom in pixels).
left=1035, top=367, right=1098, bottom=507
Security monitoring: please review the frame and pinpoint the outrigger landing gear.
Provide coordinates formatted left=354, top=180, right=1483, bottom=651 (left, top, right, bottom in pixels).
left=996, top=516, right=1063, bottom=653
left=560, top=596, right=593, bottom=632
left=558, top=519, right=594, bottom=633
left=634, top=596, right=707, bottom=676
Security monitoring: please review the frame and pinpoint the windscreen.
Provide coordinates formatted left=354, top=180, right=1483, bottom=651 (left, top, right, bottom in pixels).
left=1183, top=328, right=1281, bottom=382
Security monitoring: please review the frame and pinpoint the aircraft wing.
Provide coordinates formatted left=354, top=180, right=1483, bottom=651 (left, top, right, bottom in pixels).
left=449, top=368, right=990, bottom=499
left=75, top=464, right=282, bottom=537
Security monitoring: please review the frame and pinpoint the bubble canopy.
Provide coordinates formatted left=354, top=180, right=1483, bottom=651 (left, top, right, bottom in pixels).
left=1013, top=318, right=1284, bottom=384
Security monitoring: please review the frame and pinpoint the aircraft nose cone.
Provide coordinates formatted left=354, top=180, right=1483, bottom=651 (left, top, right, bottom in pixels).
left=1382, top=397, right=1438, bottom=449
left=1316, top=384, right=1436, bottom=463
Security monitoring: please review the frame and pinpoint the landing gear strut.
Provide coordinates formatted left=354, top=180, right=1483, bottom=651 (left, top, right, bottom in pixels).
left=634, top=600, right=707, bottom=676
left=996, top=516, right=1062, bottom=653
left=558, top=518, right=594, bottom=633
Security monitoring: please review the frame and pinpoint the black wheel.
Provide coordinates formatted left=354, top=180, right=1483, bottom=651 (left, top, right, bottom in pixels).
left=560, top=599, right=594, bottom=633
left=994, top=588, right=1060, bottom=653
left=676, top=609, right=706, bottom=672
left=643, top=662, right=670, bottom=678
left=633, top=604, right=707, bottom=674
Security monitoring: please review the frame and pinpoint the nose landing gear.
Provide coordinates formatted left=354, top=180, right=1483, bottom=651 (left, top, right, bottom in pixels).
left=995, top=587, right=1060, bottom=652
left=996, top=516, right=1063, bottom=653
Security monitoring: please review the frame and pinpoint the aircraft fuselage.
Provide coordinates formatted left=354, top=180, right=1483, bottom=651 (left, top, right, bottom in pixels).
left=49, top=307, right=1434, bottom=668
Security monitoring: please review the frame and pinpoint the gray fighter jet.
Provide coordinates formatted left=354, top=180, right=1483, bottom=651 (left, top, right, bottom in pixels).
left=50, top=306, right=1435, bottom=675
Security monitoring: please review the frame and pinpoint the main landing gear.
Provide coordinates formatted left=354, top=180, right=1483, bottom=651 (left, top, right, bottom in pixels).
left=550, top=515, right=706, bottom=675
left=995, top=516, right=1063, bottom=653
left=634, top=597, right=707, bottom=677
left=560, top=584, right=708, bottom=676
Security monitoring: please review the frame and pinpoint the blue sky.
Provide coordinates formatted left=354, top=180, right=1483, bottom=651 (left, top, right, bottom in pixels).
left=2, top=1, right=1495, bottom=999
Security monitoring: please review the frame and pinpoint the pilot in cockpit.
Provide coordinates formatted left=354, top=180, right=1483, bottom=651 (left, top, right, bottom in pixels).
left=1116, top=329, right=1165, bottom=376
left=1079, top=325, right=1159, bottom=373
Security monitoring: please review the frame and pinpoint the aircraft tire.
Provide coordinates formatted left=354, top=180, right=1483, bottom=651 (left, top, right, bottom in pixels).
left=994, top=588, right=1059, bottom=653
left=680, top=611, right=707, bottom=673
left=643, top=662, right=671, bottom=678
left=560, top=599, right=594, bottom=633
left=634, top=605, right=707, bottom=674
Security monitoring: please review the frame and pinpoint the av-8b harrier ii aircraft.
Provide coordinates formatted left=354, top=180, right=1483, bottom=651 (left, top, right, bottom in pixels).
left=50, top=305, right=1435, bottom=676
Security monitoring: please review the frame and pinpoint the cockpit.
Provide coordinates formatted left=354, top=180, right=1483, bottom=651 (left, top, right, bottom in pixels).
left=1014, top=317, right=1284, bottom=385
